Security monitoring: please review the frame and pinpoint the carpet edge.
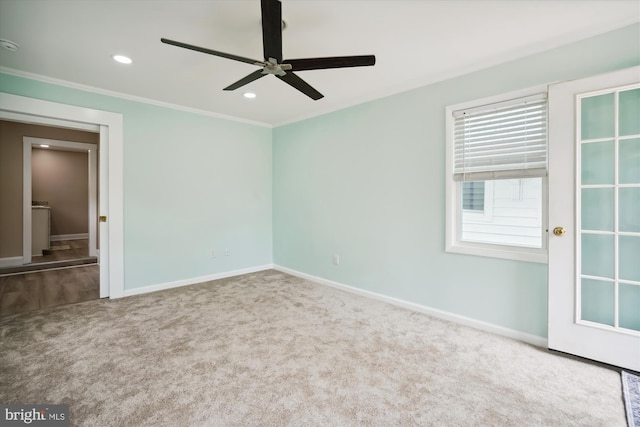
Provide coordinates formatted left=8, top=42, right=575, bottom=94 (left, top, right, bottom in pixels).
left=273, top=264, right=548, bottom=348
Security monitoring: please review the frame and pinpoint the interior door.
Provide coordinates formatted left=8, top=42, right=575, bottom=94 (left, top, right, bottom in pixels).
left=548, top=66, right=640, bottom=371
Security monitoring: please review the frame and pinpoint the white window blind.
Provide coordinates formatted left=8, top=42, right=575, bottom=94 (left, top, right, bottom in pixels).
left=453, top=93, right=547, bottom=181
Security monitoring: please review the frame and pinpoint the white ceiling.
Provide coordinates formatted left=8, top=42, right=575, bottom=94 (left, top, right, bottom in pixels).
left=0, top=0, right=638, bottom=126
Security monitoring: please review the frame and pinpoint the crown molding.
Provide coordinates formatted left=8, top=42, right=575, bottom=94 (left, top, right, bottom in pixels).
left=0, top=67, right=272, bottom=128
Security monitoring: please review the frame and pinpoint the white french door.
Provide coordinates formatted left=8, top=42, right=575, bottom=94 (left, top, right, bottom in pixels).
left=548, top=66, right=640, bottom=371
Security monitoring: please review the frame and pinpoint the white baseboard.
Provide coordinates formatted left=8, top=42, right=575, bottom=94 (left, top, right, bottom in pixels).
left=123, top=264, right=274, bottom=297
left=273, top=265, right=548, bottom=348
left=51, top=233, right=88, bottom=241
left=0, top=256, right=23, bottom=268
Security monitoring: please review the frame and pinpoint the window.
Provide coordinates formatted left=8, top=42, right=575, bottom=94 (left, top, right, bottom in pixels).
left=462, top=181, right=485, bottom=211
left=445, top=87, right=548, bottom=263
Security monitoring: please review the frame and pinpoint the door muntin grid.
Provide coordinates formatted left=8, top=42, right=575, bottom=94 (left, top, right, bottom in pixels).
left=576, top=85, right=640, bottom=334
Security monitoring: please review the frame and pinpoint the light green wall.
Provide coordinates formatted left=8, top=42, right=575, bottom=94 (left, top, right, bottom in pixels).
left=0, top=74, right=273, bottom=290
left=2, top=23, right=638, bottom=337
left=273, top=23, right=640, bottom=338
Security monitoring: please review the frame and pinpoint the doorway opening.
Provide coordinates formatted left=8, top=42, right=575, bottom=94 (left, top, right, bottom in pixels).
left=0, top=122, right=99, bottom=272
left=0, top=92, right=125, bottom=307
left=22, top=136, right=99, bottom=273
left=0, top=123, right=102, bottom=315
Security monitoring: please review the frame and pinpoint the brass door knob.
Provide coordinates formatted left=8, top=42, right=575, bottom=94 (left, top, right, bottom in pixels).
left=553, top=226, right=566, bottom=237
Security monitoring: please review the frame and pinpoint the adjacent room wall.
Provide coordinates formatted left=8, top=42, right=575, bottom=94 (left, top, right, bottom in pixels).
left=273, top=23, right=640, bottom=339
left=0, top=81, right=273, bottom=290
left=32, top=148, right=89, bottom=237
left=0, top=120, right=98, bottom=259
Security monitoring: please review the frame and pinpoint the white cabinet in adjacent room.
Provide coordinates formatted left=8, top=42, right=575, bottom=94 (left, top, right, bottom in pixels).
left=32, top=206, right=51, bottom=256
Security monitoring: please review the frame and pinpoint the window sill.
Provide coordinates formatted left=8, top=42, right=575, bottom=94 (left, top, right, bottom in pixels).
left=446, top=241, right=548, bottom=264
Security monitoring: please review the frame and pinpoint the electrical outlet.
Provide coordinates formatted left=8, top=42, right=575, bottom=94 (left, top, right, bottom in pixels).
left=225, top=248, right=231, bottom=256
left=211, top=250, right=216, bottom=258
left=333, top=254, right=340, bottom=265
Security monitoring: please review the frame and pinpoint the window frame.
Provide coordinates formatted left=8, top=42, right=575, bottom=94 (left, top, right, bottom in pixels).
left=445, top=86, right=549, bottom=263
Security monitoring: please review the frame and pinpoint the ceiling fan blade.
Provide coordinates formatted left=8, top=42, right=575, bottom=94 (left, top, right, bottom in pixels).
left=161, top=38, right=263, bottom=66
left=284, top=55, right=376, bottom=71
left=223, top=70, right=267, bottom=91
left=261, top=0, right=282, bottom=62
left=276, top=72, right=324, bottom=100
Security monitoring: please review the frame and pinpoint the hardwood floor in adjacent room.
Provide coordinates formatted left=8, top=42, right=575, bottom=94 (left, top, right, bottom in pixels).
left=0, top=239, right=97, bottom=275
left=36, top=239, right=94, bottom=263
left=0, top=265, right=99, bottom=316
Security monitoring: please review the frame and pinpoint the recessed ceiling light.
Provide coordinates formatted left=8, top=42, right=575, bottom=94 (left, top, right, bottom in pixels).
left=112, top=54, right=132, bottom=64
left=0, top=38, right=19, bottom=52
left=243, top=92, right=256, bottom=99
left=40, top=144, right=49, bottom=148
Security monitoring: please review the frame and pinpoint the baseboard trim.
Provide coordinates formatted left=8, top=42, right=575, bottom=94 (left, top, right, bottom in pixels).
left=51, top=233, right=88, bottom=241
left=273, top=265, right=548, bottom=348
left=0, top=256, right=23, bottom=268
left=123, top=264, right=274, bottom=297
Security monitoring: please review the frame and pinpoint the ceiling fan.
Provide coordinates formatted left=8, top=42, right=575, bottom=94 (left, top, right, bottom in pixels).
left=161, top=0, right=376, bottom=100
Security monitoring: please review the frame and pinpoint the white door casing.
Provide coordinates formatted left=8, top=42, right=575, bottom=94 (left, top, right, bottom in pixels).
left=548, top=66, right=640, bottom=371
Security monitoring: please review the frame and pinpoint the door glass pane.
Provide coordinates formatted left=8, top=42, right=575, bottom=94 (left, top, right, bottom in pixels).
left=619, top=283, right=640, bottom=331
left=582, top=140, right=614, bottom=185
left=581, top=188, right=614, bottom=231
left=581, top=234, right=614, bottom=278
left=581, top=93, right=614, bottom=139
left=577, top=87, right=640, bottom=336
left=619, top=88, right=640, bottom=136
left=620, top=138, right=640, bottom=184
left=619, top=236, right=640, bottom=282
left=619, top=187, right=640, bottom=232
left=581, top=278, right=614, bottom=326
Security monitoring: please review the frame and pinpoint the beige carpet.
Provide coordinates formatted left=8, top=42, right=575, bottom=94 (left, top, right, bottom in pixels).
left=0, top=270, right=626, bottom=426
